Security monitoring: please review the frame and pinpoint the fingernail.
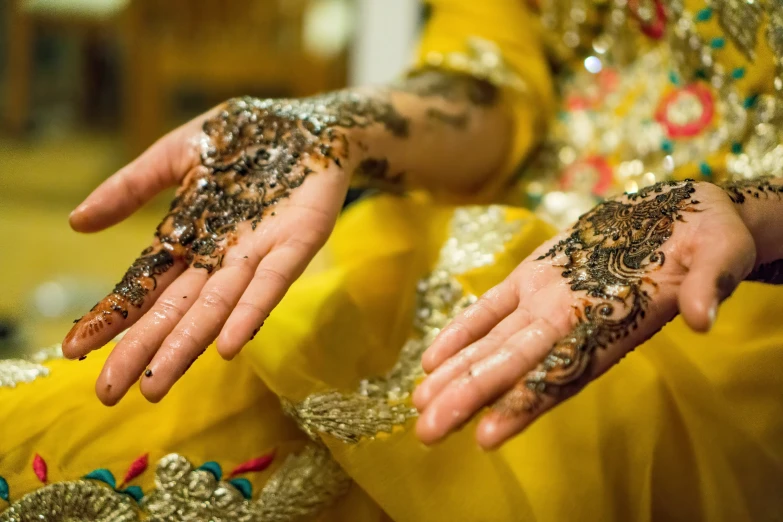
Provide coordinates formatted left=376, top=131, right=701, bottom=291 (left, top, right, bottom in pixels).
left=707, top=300, right=718, bottom=330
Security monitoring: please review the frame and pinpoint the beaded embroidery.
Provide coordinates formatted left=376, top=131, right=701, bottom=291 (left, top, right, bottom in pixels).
left=515, top=0, right=780, bottom=228
left=0, top=345, right=63, bottom=388
left=0, top=445, right=348, bottom=521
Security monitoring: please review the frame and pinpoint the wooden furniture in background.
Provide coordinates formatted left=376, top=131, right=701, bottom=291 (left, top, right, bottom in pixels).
left=123, top=0, right=344, bottom=154
left=4, top=0, right=128, bottom=134
left=4, top=0, right=347, bottom=153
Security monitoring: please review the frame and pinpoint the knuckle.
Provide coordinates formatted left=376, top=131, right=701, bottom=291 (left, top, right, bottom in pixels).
left=235, top=300, right=270, bottom=319
left=173, top=328, right=201, bottom=350
left=220, top=254, right=257, bottom=275
left=155, top=297, right=186, bottom=321
left=200, top=290, right=231, bottom=312
left=253, top=266, right=290, bottom=288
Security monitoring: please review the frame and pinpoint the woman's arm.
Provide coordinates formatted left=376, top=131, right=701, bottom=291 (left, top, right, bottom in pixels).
left=348, top=71, right=512, bottom=199
left=62, top=69, right=516, bottom=405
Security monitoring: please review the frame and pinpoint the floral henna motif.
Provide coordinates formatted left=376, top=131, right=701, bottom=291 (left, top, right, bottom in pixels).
left=69, top=92, right=411, bottom=341
left=495, top=181, right=701, bottom=414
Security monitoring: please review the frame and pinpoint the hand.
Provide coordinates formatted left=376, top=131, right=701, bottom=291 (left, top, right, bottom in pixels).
left=64, top=94, right=397, bottom=405
left=413, top=180, right=760, bottom=449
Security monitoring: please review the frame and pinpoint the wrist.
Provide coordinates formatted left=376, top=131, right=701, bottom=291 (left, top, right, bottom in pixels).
left=723, top=178, right=783, bottom=267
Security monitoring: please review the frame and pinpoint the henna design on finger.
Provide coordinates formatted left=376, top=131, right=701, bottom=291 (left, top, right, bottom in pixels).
left=494, top=181, right=700, bottom=415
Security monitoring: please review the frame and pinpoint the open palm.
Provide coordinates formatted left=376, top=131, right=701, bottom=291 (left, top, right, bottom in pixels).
left=63, top=97, right=356, bottom=405
left=414, top=180, right=758, bottom=449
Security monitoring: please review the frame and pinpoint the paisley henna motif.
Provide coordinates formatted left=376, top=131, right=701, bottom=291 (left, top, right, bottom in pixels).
left=495, top=180, right=700, bottom=413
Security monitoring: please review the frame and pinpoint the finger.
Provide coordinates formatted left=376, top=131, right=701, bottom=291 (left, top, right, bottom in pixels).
left=94, top=267, right=209, bottom=405
left=678, top=212, right=755, bottom=332
left=421, top=283, right=519, bottom=374
left=139, top=245, right=267, bottom=402
left=69, top=121, right=203, bottom=233
left=216, top=233, right=323, bottom=360
left=416, top=318, right=561, bottom=445
left=62, top=245, right=186, bottom=359
left=413, top=307, right=531, bottom=411
left=478, top=294, right=680, bottom=450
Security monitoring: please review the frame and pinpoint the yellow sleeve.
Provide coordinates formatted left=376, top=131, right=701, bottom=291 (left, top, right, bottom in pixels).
left=412, top=0, right=553, bottom=192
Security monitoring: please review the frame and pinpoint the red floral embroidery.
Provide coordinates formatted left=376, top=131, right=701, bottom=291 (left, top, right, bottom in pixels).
left=120, top=453, right=149, bottom=487
left=629, top=0, right=667, bottom=39
left=32, top=454, right=47, bottom=484
left=656, top=83, right=715, bottom=138
left=229, top=450, right=276, bottom=478
left=560, top=156, right=613, bottom=197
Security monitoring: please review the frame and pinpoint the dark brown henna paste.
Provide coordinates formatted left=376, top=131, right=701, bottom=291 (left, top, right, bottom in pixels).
left=70, top=92, right=412, bottom=339
left=495, top=181, right=700, bottom=414
left=401, top=70, right=499, bottom=107
left=425, top=108, right=470, bottom=129
left=747, top=259, right=783, bottom=284
left=352, top=157, right=405, bottom=193
left=716, top=272, right=738, bottom=300
left=721, top=177, right=783, bottom=204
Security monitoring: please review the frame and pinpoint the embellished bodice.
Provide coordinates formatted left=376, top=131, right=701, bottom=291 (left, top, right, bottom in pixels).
left=515, top=0, right=783, bottom=228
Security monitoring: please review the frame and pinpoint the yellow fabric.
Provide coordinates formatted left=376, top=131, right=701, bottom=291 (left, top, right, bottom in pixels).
left=3, top=1, right=783, bottom=521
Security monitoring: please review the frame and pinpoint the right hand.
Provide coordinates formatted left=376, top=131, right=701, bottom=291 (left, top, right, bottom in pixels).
left=64, top=96, right=361, bottom=405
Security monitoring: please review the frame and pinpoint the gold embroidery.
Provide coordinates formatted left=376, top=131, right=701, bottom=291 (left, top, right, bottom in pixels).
left=285, top=207, right=522, bottom=443
left=713, top=0, right=763, bottom=60
left=0, top=345, right=63, bottom=389
left=1, top=445, right=348, bottom=522
left=764, top=2, right=783, bottom=92
left=727, top=94, right=783, bottom=179
left=421, top=38, right=528, bottom=92
left=0, top=481, right=139, bottom=522
left=255, top=444, right=351, bottom=521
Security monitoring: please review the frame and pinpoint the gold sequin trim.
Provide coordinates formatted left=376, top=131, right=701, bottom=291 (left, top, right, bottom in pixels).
left=0, top=345, right=63, bottom=389
left=285, top=207, right=523, bottom=443
left=421, top=37, right=528, bottom=92
left=1, top=445, right=349, bottom=522
left=0, top=480, right=139, bottom=522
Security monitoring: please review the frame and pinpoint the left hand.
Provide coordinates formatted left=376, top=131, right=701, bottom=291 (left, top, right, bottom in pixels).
left=413, top=180, right=758, bottom=449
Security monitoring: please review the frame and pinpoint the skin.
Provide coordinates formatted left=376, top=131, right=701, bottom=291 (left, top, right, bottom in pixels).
left=415, top=178, right=783, bottom=450
left=62, top=71, right=511, bottom=406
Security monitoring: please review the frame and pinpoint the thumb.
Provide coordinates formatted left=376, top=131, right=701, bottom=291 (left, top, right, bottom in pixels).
left=677, top=210, right=756, bottom=332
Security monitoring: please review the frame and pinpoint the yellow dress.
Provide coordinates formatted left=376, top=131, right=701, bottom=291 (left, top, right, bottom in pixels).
left=3, top=1, right=783, bottom=520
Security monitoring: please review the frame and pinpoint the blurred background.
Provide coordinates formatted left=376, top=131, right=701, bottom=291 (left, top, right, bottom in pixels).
left=0, top=0, right=420, bottom=357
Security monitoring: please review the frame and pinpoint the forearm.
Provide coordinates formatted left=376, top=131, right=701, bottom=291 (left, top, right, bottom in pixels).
left=349, top=71, right=512, bottom=199
left=280, top=70, right=513, bottom=200
left=722, top=178, right=783, bottom=281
